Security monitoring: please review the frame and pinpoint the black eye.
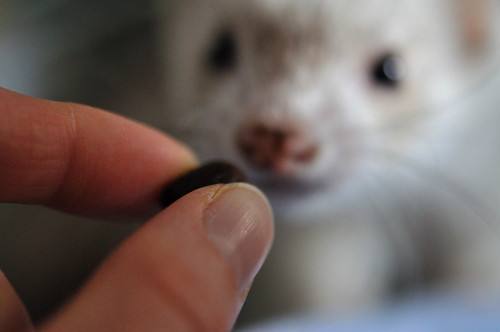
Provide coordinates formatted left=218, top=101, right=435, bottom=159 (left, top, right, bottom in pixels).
left=371, top=54, right=406, bottom=88
left=208, top=29, right=237, bottom=72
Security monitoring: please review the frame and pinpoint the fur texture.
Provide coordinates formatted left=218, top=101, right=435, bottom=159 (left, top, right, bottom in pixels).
left=154, top=0, right=500, bottom=318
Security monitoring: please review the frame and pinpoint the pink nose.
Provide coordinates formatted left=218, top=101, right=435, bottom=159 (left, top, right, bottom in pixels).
left=236, top=123, right=318, bottom=174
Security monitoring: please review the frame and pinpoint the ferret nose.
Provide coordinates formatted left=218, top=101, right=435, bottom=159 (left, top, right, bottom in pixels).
left=236, top=122, right=319, bottom=174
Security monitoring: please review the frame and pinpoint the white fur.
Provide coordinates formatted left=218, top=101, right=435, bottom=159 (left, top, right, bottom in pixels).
left=155, top=0, right=500, bottom=319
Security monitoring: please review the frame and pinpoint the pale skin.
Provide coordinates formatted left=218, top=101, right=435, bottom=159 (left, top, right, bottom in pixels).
left=0, top=88, right=274, bottom=331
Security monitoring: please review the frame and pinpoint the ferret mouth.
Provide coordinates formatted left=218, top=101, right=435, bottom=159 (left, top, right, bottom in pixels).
left=247, top=170, right=333, bottom=198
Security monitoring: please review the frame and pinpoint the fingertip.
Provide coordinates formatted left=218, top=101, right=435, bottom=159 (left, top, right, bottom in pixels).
left=40, top=184, right=273, bottom=331
left=203, top=183, right=274, bottom=293
left=0, top=88, right=200, bottom=219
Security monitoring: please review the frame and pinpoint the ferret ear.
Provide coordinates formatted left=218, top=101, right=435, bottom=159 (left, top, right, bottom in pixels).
left=455, top=0, right=492, bottom=54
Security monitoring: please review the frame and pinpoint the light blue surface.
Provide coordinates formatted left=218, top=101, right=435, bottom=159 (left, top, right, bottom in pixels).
left=241, top=294, right=500, bottom=331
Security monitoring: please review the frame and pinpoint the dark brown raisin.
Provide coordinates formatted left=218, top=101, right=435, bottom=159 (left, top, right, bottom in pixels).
left=161, top=161, right=247, bottom=207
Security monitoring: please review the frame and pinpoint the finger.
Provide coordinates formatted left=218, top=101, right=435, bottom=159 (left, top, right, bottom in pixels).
left=0, top=271, right=34, bottom=332
left=0, top=88, right=196, bottom=219
left=40, top=184, right=274, bottom=332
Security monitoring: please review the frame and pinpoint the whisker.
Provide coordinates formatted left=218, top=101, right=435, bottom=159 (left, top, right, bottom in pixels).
left=373, top=59, right=500, bottom=135
left=356, top=169, right=427, bottom=289
left=365, top=145, right=497, bottom=233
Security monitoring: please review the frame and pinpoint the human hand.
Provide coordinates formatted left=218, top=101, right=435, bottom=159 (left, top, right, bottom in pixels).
left=0, top=88, right=274, bottom=331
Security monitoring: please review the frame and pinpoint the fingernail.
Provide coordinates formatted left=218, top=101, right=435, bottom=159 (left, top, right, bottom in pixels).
left=203, top=183, right=274, bottom=292
left=161, top=161, right=247, bottom=208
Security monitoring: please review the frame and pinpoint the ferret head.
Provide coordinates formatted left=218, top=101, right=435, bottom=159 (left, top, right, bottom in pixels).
left=156, top=0, right=499, bottom=220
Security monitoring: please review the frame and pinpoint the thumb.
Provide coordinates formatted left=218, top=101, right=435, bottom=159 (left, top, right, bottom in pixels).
left=40, top=184, right=274, bottom=332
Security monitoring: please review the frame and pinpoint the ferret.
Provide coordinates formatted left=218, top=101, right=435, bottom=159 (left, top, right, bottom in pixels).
left=3, top=0, right=500, bottom=324
left=153, top=0, right=500, bottom=320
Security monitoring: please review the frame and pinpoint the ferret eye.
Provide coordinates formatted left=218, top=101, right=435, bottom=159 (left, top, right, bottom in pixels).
left=208, top=29, right=237, bottom=72
left=371, top=54, right=406, bottom=88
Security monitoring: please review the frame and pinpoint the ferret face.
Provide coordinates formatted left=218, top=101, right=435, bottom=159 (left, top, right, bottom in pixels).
left=158, top=0, right=494, bottom=220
